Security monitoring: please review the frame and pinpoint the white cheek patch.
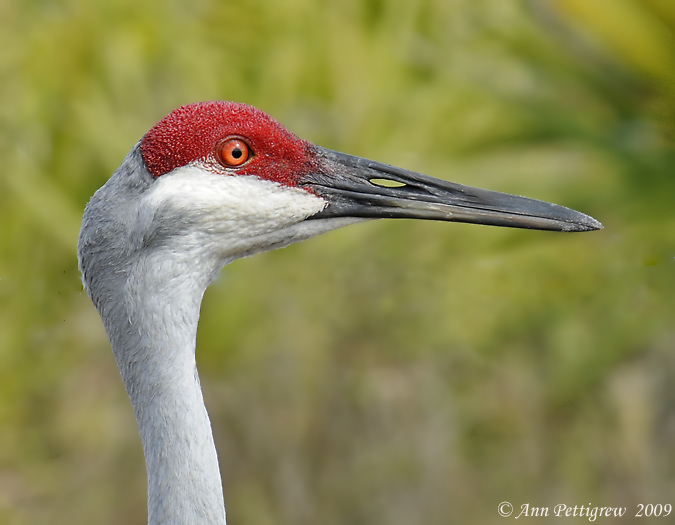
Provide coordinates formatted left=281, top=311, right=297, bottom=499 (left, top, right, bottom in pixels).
left=145, top=164, right=327, bottom=233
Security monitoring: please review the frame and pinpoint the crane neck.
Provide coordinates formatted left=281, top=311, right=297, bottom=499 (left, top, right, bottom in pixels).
left=101, top=252, right=227, bottom=525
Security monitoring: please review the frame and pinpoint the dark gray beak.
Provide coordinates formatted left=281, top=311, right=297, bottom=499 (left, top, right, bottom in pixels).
left=302, top=148, right=602, bottom=232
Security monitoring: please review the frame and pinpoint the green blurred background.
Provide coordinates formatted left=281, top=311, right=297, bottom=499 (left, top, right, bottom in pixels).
left=1, top=0, right=674, bottom=523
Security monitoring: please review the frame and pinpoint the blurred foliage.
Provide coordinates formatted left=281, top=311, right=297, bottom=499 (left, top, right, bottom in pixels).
left=1, top=0, right=674, bottom=523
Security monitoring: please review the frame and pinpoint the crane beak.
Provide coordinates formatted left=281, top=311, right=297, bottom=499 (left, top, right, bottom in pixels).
left=301, top=148, right=602, bottom=232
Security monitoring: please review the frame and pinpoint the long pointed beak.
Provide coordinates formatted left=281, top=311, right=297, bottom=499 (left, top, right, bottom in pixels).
left=301, top=148, right=602, bottom=232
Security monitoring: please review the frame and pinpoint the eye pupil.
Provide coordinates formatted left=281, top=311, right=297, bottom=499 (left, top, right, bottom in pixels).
left=232, top=149, right=242, bottom=159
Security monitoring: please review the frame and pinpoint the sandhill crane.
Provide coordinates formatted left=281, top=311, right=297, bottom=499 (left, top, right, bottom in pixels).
left=77, top=101, right=601, bottom=524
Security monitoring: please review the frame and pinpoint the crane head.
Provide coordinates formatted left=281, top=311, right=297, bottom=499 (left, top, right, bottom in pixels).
left=140, top=101, right=601, bottom=232
left=80, top=101, right=601, bottom=295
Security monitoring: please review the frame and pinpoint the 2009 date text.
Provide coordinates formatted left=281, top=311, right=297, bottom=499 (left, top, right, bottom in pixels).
left=636, top=504, right=671, bottom=518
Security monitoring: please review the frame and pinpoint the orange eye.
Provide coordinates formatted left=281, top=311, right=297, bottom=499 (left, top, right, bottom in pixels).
left=217, top=138, right=251, bottom=167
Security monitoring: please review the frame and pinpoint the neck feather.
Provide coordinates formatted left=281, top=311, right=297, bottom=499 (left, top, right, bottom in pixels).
left=102, top=252, right=226, bottom=525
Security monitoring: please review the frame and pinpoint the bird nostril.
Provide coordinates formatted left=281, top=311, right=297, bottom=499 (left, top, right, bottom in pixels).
left=369, top=178, right=407, bottom=188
